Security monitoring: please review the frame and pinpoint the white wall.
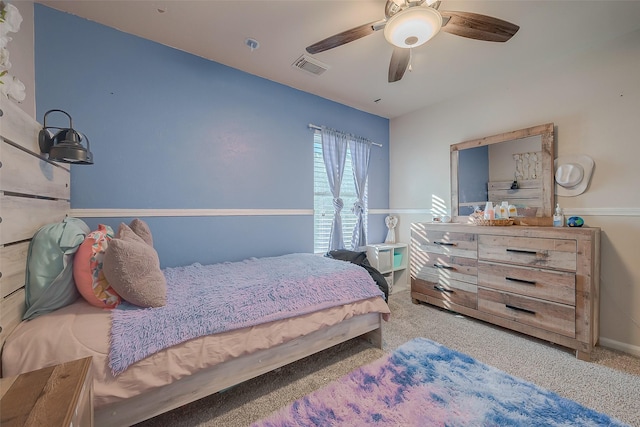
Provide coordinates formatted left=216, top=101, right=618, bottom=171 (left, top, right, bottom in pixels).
left=390, top=28, right=640, bottom=356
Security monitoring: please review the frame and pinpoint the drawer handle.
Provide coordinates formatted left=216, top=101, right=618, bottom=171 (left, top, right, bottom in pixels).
left=434, top=263, right=454, bottom=270
left=506, top=248, right=539, bottom=256
left=505, top=276, right=537, bottom=285
left=506, top=304, right=536, bottom=315
left=434, top=241, right=457, bottom=246
left=434, top=285, right=454, bottom=294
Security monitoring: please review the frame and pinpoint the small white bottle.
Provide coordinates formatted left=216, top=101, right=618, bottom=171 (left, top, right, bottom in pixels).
left=508, top=204, right=518, bottom=218
left=500, top=201, right=509, bottom=219
left=484, top=201, right=494, bottom=220
left=553, top=203, right=564, bottom=227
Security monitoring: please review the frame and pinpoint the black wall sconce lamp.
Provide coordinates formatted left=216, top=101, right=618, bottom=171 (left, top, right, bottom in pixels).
left=38, top=109, right=93, bottom=165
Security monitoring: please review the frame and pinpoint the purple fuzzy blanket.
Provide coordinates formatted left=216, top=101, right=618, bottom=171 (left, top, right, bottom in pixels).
left=109, top=253, right=383, bottom=375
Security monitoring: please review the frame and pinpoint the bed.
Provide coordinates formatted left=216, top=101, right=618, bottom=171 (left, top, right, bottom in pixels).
left=0, top=96, right=390, bottom=426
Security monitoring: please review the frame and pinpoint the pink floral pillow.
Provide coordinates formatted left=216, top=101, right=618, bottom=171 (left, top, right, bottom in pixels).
left=73, top=224, right=122, bottom=308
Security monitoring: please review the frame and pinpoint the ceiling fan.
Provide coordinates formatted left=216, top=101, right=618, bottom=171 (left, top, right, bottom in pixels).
left=305, top=0, right=520, bottom=83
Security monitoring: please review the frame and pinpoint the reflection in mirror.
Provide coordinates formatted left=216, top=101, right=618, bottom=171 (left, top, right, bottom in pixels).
left=458, top=136, right=542, bottom=215
left=451, top=123, right=554, bottom=221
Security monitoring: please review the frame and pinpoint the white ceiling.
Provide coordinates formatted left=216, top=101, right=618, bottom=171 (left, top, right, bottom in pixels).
left=37, top=1, right=640, bottom=119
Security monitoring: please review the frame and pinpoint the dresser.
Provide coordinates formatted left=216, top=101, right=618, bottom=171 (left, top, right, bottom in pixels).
left=410, top=223, right=600, bottom=360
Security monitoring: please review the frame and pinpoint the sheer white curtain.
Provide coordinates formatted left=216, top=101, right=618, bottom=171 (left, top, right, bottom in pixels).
left=321, top=127, right=349, bottom=251
left=349, top=137, right=372, bottom=249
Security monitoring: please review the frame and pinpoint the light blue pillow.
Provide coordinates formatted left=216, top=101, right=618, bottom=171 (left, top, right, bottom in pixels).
left=23, top=217, right=90, bottom=320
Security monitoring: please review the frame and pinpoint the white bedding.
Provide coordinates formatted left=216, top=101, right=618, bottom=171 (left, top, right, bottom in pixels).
left=2, top=297, right=389, bottom=408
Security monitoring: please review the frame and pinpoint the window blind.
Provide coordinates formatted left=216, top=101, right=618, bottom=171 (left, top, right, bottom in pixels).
left=313, top=132, right=367, bottom=253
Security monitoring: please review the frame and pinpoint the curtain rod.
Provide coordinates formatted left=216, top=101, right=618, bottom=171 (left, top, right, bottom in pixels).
left=308, top=124, right=383, bottom=147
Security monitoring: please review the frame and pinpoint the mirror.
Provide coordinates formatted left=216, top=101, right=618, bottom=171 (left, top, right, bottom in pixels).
left=451, top=123, right=555, bottom=221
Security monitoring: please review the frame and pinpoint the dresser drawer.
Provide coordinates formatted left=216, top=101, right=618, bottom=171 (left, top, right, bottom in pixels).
left=478, top=261, right=575, bottom=305
left=478, top=288, right=575, bottom=337
left=478, top=235, right=577, bottom=271
left=414, top=253, right=477, bottom=285
left=412, top=228, right=477, bottom=258
left=413, top=277, right=477, bottom=309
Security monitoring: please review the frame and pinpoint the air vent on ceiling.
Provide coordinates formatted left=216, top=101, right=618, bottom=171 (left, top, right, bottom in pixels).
left=292, top=54, right=330, bottom=76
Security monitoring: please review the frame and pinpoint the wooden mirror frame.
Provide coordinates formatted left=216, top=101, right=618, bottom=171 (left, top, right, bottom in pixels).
left=450, top=123, right=555, bottom=223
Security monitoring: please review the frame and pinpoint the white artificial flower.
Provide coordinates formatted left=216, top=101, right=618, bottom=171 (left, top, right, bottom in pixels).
left=0, top=72, right=26, bottom=102
left=0, top=46, right=10, bottom=71
left=0, top=3, right=24, bottom=98
left=0, top=74, right=11, bottom=96
left=0, top=3, right=22, bottom=34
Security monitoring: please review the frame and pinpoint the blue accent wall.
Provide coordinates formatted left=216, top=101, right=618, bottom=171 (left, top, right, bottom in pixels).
left=458, top=146, right=489, bottom=216
left=34, top=5, right=389, bottom=267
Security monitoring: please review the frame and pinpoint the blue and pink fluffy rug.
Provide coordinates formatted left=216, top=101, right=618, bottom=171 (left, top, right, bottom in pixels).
left=252, top=338, right=628, bottom=426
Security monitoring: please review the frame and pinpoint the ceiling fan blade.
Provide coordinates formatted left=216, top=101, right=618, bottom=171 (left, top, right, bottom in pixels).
left=306, top=20, right=385, bottom=54
left=439, top=11, right=519, bottom=42
left=388, top=47, right=410, bottom=83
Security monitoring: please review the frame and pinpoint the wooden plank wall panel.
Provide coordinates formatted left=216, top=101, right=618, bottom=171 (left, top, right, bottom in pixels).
left=0, top=142, right=69, bottom=199
left=488, top=180, right=542, bottom=207
left=487, top=191, right=542, bottom=206
left=0, top=242, right=29, bottom=299
left=0, top=97, right=41, bottom=153
left=488, top=180, right=542, bottom=191
left=0, top=196, right=69, bottom=245
left=0, top=98, right=70, bottom=351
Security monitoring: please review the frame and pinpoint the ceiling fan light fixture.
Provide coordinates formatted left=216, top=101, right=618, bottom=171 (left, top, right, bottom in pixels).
left=383, top=6, right=442, bottom=48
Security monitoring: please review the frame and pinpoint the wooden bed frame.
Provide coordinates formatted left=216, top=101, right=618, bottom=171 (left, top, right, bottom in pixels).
left=0, top=96, right=384, bottom=426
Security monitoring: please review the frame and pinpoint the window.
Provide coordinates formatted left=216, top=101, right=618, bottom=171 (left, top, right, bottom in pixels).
left=313, top=132, right=367, bottom=253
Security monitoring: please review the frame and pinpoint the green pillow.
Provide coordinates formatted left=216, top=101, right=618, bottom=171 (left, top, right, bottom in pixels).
left=23, top=217, right=90, bottom=320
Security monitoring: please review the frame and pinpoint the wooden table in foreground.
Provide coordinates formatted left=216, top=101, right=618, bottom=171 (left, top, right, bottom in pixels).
left=0, top=357, right=93, bottom=427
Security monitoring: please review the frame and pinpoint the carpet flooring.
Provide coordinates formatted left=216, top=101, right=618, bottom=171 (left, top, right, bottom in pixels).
left=136, top=289, right=640, bottom=426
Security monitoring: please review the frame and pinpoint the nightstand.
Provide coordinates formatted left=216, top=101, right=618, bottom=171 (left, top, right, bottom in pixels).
left=366, top=243, right=408, bottom=293
left=0, top=357, right=93, bottom=427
